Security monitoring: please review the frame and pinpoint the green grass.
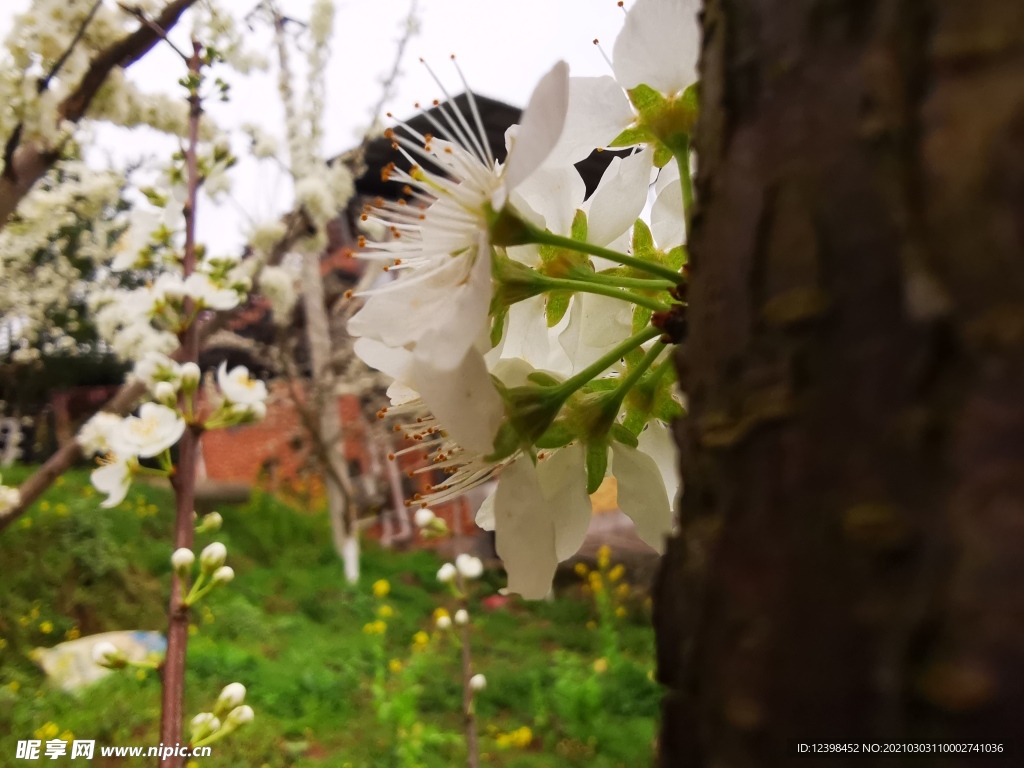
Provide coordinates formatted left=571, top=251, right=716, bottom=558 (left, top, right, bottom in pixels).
left=0, top=466, right=659, bottom=767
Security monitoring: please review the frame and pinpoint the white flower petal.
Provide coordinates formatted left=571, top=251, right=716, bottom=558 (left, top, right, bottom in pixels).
left=637, top=419, right=681, bottom=510
left=651, top=162, right=687, bottom=249
left=543, top=76, right=635, bottom=167
left=511, top=165, right=586, bottom=237
left=612, top=0, right=701, bottom=96
left=501, top=61, right=570, bottom=195
left=558, top=293, right=633, bottom=375
left=407, top=349, right=504, bottom=456
left=610, top=441, right=674, bottom=553
left=585, top=148, right=654, bottom=247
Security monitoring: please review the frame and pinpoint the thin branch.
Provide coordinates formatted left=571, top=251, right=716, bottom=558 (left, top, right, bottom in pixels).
left=116, top=2, right=191, bottom=61
left=38, top=1, right=105, bottom=93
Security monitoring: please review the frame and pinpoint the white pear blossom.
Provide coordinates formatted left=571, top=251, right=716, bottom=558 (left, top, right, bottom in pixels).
left=134, top=352, right=183, bottom=393
left=469, top=674, right=487, bottom=692
left=76, top=412, right=124, bottom=457
left=217, top=362, right=268, bottom=405
left=436, top=614, right=452, bottom=630
left=347, top=60, right=571, bottom=380
left=109, top=403, right=185, bottom=459
left=181, top=362, right=202, bottom=391
left=259, top=266, right=298, bottom=323
left=212, top=566, right=235, bottom=584
left=454, top=609, right=469, bottom=626
left=455, top=553, right=484, bottom=580
left=224, top=705, right=254, bottom=727
left=184, top=273, right=241, bottom=311
left=91, top=453, right=133, bottom=508
left=437, top=563, right=457, bottom=583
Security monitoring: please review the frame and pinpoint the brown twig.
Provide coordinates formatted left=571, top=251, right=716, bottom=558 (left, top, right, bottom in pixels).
left=158, top=39, right=203, bottom=768
left=38, top=1, right=105, bottom=93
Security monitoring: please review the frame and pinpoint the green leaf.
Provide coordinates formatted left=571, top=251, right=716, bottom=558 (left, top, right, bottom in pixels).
left=632, top=306, right=653, bottom=335
left=665, top=245, right=687, bottom=270
left=570, top=209, right=588, bottom=242
left=546, top=290, right=572, bottom=327
left=485, top=421, right=522, bottom=463
left=609, top=124, right=655, bottom=148
left=654, top=143, right=673, bottom=168
left=536, top=421, right=576, bottom=449
left=627, top=84, right=666, bottom=121
left=527, top=372, right=562, bottom=387
left=585, top=440, right=609, bottom=494
left=631, top=220, right=656, bottom=261
left=610, top=423, right=639, bottom=448
left=490, top=308, right=507, bottom=348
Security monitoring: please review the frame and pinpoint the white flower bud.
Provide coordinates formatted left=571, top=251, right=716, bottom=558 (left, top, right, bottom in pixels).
left=171, top=548, right=195, bottom=574
left=247, top=401, right=267, bottom=420
left=217, top=682, right=246, bottom=711
left=455, top=554, right=484, bottom=580
left=200, top=542, right=227, bottom=573
left=437, top=563, right=457, bottom=584
left=224, top=704, right=254, bottom=727
left=414, top=508, right=436, bottom=528
left=190, top=712, right=220, bottom=740
left=154, top=380, right=177, bottom=405
left=212, top=566, right=235, bottom=584
left=469, top=674, right=487, bottom=692
left=91, top=641, right=125, bottom=669
left=454, top=609, right=469, bottom=626
left=436, top=615, right=452, bottom=630
left=198, top=511, right=223, bottom=532
left=180, top=362, right=201, bottom=392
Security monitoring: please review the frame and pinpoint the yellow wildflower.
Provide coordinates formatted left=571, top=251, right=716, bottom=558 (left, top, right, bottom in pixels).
left=55, top=477, right=65, bottom=487
left=65, top=627, right=80, bottom=641
left=188, top=624, right=199, bottom=636
left=135, top=669, right=147, bottom=681
left=412, top=630, right=430, bottom=647
left=573, top=562, right=589, bottom=577
left=363, top=620, right=387, bottom=635
left=597, top=545, right=611, bottom=569
left=82, top=485, right=94, bottom=497
left=7, top=681, right=20, bottom=693
left=608, top=564, right=625, bottom=583
left=39, top=621, right=53, bottom=634
left=588, top=572, right=603, bottom=593
left=30, top=606, right=39, bottom=619
left=372, top=579, right=391, bottom=598
left=388, top=659, right=403, bottom=674
left=35, top=722, right=59, bottom=740
left=593, top=658, right=608, bottom=674
left=39, top=501, right=50, bottom=512
left=615, top=606, right=627, bottom=618
left=615, top=583, right=630, bottom=599
left=377, top=604, right=394, bottom=619
left=18, top=616, right=29, bottom=627
left=59, top=731, right=73, bottom=742
left=433, top=607, right=450, bottom=621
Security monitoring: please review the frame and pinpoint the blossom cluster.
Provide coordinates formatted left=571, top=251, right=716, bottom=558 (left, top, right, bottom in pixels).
left=351, top=0, right=697, bottom=598
left=78, top=353, right=268, bottom=507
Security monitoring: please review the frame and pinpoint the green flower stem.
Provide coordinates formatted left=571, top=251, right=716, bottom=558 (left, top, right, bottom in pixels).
left=135, top=465, right=171, bottom=478
left=577, top=271, right=676, bottom=291
left=614, top=342, right=667, bottom=402
left=127, top=659, right=161, bottom=670
left=157, top=448, right=174, bottom=474
left=553, top=326, right=661, bottom=400
left=674, top=138, right=695, bottom=223
left=531, top=229, right=685, bottom=284
left=183, top=572, right=207, bottom=605
left=542, top=276, right=672, bottom=313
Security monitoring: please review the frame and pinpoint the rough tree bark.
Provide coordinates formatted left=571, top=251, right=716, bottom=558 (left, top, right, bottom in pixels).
left=655, top=1, right=1024, bottom=766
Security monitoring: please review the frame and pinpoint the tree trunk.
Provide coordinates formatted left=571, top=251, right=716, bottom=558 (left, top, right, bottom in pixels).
left=655, top=2, right=1024, bottom=766
left=300, top=249, right=360, bottom=583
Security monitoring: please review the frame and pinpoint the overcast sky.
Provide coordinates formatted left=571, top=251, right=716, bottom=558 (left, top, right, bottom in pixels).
left=1, top=0, right=626, bottom=253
